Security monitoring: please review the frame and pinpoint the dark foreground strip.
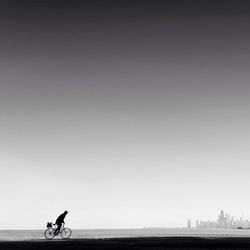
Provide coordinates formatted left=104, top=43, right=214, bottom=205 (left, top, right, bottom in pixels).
left=1, top=237, right=250, bottom=250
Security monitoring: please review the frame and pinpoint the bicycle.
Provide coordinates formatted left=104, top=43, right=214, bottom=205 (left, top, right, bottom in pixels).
left=44, top=222, right=72, bottom=239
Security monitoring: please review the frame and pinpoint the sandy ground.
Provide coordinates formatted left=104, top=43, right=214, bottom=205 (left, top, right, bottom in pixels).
left=1, top=237, right=250, bottom=249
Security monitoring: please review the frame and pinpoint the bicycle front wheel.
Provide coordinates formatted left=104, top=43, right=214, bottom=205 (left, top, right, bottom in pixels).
left=44, top=228, right=55, bottom=239
left=61, top=228, right=72, bottom=239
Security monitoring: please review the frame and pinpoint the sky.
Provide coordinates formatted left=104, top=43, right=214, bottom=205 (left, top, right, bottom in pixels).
left=0, top=1, right=250, bottom=229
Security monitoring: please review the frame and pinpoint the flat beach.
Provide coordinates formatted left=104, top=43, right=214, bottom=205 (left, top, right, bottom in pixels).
left=1, top=237, right=250, bottom=250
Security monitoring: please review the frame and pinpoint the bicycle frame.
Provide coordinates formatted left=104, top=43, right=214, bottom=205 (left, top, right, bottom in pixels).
left=54, top=223, right=65, bottom=233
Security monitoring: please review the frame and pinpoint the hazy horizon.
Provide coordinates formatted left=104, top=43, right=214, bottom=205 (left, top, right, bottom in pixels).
left=1, top=1, right=250, bottom=229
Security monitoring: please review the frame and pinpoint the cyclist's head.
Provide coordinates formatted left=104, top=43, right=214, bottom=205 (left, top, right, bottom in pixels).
left=64, top=210, right=68, bottom=214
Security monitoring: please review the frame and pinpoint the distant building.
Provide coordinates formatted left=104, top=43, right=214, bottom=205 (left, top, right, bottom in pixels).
left=187, top=219, right=191, bottom=229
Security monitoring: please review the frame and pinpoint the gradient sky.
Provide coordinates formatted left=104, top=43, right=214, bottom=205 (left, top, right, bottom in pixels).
left=1, top=1, right=250, bottom=229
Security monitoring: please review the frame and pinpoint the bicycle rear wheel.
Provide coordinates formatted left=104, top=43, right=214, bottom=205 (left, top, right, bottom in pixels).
left=61, top=228, right=72, bottom=239
left=44, top=228, right=55, bottom=239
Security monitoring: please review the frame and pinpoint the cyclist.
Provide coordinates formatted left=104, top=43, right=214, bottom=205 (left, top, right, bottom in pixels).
left=54, top=210, right=68, bottom=235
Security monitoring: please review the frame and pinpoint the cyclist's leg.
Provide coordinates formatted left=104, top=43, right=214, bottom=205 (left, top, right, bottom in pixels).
left=55, top=223, right=62, bottom=235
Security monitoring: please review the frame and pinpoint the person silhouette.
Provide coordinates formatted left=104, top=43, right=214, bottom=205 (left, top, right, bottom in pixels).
left=54, top=210, right=68, bottom=235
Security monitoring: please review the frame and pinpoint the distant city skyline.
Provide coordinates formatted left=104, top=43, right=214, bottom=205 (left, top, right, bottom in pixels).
left=195, top=210, right=250, bottom=229
left=1, top=1, right=250, bottom=229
